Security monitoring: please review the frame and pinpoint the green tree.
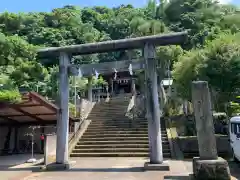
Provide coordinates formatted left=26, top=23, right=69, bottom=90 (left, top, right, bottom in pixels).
left=173, top=32, right=240, bottom=111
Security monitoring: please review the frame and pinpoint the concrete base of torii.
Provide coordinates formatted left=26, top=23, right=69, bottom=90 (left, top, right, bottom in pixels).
left=45, top=163, right=70, bottom=171
left=144, top=161, right=170, bottom=171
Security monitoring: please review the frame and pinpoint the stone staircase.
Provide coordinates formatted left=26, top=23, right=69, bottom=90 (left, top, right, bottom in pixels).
left=70, top=94, right=171, bottom=158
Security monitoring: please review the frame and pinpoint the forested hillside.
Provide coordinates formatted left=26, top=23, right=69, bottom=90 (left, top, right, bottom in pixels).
left=0, top=0, right=239, bottom=112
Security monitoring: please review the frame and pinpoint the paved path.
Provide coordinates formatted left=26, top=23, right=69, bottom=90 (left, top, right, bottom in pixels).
left=1, top=157, right=239, bottom=180
left=0, top=154, right=43, bottom=180
left=22, top=158, right=192, bottom=180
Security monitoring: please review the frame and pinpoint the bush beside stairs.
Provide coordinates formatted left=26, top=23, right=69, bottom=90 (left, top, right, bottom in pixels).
left=70, top=94, right=171, bottom=158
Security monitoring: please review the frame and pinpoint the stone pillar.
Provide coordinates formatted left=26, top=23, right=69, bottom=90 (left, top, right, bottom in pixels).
left=192, top=81, right=231, bottom=180
left=76, top=95, right=81, bottom=118
left=110, top=78, right=113, bottom=95
left=143, top=44, right=169, bottom=170
left=144, top=43, right=163, bottom=164
left=56, top=52, right=70, bottom=165
left=97, top=89, right=101, bottom=102
left=87, top=77, right=93, bottom=102
left=106, top=85, right=110, bottom=99
left=131, top=77, right=136, bottom=95
left=144, top=59, right=153, bottom=161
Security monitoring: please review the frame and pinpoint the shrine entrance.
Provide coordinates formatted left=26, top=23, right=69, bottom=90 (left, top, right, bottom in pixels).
left=103, top=71, right=134, bottom=95
left=114, top=78, right=131, bottom=94
left=37, top=32, right=187, bottom=169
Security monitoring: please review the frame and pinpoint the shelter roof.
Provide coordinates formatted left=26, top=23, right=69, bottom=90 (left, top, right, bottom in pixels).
left=0, top=92, right=75, bottom=126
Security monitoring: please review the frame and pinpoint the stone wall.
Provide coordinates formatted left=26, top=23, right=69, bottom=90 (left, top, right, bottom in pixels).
left=72, top=98, right=95, bottom=134
left=178, top=135, right=231, bottom=157
left=125, top=94, right=145, bottom=118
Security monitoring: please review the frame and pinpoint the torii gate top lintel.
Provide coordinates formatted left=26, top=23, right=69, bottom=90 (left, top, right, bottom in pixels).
left=37, top=31, right=187, bottom=57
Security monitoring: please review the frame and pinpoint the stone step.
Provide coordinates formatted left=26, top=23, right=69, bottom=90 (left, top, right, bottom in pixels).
left=90, top=119, right=148, bottom=123
left=91, top=105, right=128, bottom=108
left=87, top=126, right=148, bottom=130
left=88, top=119, right=147, bottom=122
left=95, top=105, right=129, bottom=108
left=82, top=133, right=148, bottom=138
left=89, top=113, right=127, bottom=115
left=94, top=103, right=129, bottom=106
left=72, top=148, right=171, bottom=153
left=77, top=140, right=149, bottom=145
left=89, top=122, right=148, bottom=126
left=72, top=148, right=150, bottom=153
left=92, top=119, right=149, bottom=122
left=87, top=124, right=148, bottom=128
left=80, top=136, right=149, bottom=140
left=88, top=113, right=128, bottom=116
left=70, top=152, right=149, bottom=157
left=88, top=113, right=127, bottom=117
left=86, top=125, right=148, bottom=132
left=89, top=111, right=127, bottom=113
left=74, top=143, right=170, bottom=149
left=77, top=140, right=170, bottom=145
left=70, top=152, right=171, bottom=157
left=83, top=131, right=159, bottom=135
left=88, top=117, right=146, bottom=120
left=79, top=137, right=169, bottom=142
left=82, top=133, right=168, bottom=139
left=92, top=107, right=128, bottom=109
left=85, top=128, right=167, bottom=132
left=85, top=127, right=149, bottom=131
left=93, top=102, right=128, bottom=105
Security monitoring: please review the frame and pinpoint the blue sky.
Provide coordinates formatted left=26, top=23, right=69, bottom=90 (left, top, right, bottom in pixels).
left=0, top=0, right=239, bottom=13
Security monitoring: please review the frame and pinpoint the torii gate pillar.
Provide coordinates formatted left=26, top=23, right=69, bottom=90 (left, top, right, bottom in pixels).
left=143, top=43, right=169, bottom=170
left=56, top=52, right=70, bottom=167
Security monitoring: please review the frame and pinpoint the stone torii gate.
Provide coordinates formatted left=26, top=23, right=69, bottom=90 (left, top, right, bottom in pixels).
left=38, top=32, right=187, bottom=169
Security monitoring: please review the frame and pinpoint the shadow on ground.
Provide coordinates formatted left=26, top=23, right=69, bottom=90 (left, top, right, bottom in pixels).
left=60, top=167, right=144, bottom=172
left=228, top=161, right=240, bottom=179
left=0, top=166, right=144, bottom=172
left=164, top=175, right=192, bottom=180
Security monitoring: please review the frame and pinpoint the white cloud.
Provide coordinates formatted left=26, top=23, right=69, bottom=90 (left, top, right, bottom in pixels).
left=217, top=0, right=232, bottom=4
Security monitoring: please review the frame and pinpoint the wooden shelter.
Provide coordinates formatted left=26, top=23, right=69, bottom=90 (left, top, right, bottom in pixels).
left=0, top=92, right=74, bottom=126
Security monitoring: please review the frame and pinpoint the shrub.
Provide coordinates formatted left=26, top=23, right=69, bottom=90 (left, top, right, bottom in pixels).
left=228, top=101, right=240, bottom=116
left=0, top=90, right=21, bottom=103
left=68, top=102, right=76, bottom=117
